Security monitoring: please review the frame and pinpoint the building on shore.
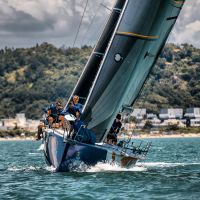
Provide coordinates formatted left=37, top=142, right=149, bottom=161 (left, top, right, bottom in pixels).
left=1, top=113, right=40, bottom=132
left=184, top=108, right=200, bottom=119
left=131, top=108, right=146, bottom=120
left=159, top=108, right=183, bottom=120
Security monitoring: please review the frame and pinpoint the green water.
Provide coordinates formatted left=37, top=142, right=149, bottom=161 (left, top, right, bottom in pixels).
left=0, top=138, right=200, bottom=200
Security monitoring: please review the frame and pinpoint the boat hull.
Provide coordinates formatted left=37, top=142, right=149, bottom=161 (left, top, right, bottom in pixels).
left=43, top=130, right=139, bottom=172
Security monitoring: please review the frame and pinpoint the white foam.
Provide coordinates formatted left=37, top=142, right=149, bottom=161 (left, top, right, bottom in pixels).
left=45, top=165, right=56, bottom=172
left=28, top=153, right=41, bottom=155
left=137, top=162, right=200, bottom=168
left=7, top=166, right=41, bottom=172
left=86, top=162, right=147, bottom=173
left=37, top=144, right=44, bottom=151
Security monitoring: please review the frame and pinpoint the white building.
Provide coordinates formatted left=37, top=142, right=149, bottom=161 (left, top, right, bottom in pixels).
left=131, top=108, right=146, bottom=119
left=184, top=108, right=200, bottom=119
left=16, top=113, right=27, bottom=127
left=123, top=122, right=136, bottom=134
left=190, top=119, right=200, bottom=127
left=159, top=108, right=183, bottom=119
left=147, top=113, right=158, bottom=119
left=2, top=113, right=40, bottom=131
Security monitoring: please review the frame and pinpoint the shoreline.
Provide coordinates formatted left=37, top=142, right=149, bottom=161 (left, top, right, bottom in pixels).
left=119, top=133, right=200, bottom=139
left=1, top=133, right=200, bottom=141
left=0, top=136, right=35, bottom=141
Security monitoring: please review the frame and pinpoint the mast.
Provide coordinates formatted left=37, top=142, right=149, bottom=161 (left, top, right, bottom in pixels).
left=68, top=0, right=127, bottom=105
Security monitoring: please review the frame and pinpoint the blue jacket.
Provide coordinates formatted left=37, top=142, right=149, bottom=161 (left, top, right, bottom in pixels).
left=62, top=103, right=83, bottom=116
left=48, top=104, right=63, bottom=118
left=73, top=119, right=85, bottom=133
left=73, top=103, right=83, bottom=113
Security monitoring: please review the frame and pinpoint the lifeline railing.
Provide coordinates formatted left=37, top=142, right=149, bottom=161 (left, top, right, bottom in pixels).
left=117, top=139, right=151, bottom=158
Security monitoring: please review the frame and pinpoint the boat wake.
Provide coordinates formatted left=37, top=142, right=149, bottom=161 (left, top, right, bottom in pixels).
left=85, top=162, right=147, bottom=173
left=81, top=162, right=200, bottom=173
left=137, top=162, right=200, bottom=168
left=7, top=165, right=56, bottom=173
left=7, top=166, right=42, bottom=172
left=7, top=162, right=200, bottom=173
left=45, top=166, right=56, bottom=172
left=37, top=144, right=44, bottom=151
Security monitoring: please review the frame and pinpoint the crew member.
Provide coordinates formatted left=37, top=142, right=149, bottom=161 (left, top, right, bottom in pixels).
left=64, top=95, right=83, bottom=116
left=107, top=114, right=122, bottom=145
left=36, top=100, right=64, bottom=140
left=47, top=100, right=64, bottom=127
left=72, top=110, right=85, bottom=139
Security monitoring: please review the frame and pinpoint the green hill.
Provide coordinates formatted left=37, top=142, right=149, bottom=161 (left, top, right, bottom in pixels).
left=0, top=43, right=200, bottom=119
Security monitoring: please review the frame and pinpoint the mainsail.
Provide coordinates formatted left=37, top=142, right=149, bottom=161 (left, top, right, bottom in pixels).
left=68, top=0, right=126, bottom=105
left=70, top=0, right=185, bottom=142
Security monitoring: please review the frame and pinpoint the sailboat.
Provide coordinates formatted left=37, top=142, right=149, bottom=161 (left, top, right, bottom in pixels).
left=43, top=0, right=185, bottom=172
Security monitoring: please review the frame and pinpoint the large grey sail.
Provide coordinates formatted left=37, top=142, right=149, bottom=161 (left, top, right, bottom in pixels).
left=81, top=0, right=185, bottom=142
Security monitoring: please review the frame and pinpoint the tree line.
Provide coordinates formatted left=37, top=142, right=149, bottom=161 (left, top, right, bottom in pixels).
left=0, top=43, right=199, bottom=119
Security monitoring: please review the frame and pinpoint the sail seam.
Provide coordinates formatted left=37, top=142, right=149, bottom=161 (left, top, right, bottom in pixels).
left=116, top=31, right=159, bottom=40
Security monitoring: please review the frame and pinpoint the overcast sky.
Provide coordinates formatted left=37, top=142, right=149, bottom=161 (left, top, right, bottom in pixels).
left=0, top=0, right=199, bottom=49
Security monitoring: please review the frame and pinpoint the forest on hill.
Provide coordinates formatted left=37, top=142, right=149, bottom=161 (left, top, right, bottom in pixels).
left=0, top=43, right=200, bottom=119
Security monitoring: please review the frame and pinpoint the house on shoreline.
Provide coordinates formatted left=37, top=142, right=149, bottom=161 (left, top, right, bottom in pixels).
left=129, top=108, right=200, bottom=128
left=0, top=113, right=40, bottom=132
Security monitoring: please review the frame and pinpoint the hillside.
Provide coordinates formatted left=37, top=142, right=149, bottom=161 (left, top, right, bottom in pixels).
left=0, top=43, right=200, bottom=119
left=135, top=43, right=200, bottom=113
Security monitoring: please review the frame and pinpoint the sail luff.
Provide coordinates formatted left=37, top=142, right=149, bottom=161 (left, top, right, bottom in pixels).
left=82, top=0, right=129, bottom=113
left=66, top=0, right=126, bottom=107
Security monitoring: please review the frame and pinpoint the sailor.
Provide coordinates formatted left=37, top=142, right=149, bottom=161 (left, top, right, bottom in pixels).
left=36, top=100, right=64, bottom=140
left=72, top=110, right=85, bottom=139
left=63, top=95, right=83, bottom=116
left=71, top=95, right=83, bottom=113
left=47, top=100, right=64, bottom=127
left=37, top=121, right=45, bottom=140
left=72, top=110, right=96, bottom=145
left=107, top=113, right=122, bottom=145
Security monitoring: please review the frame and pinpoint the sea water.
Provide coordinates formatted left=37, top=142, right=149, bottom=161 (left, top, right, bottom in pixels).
left=0, top=138, right=200, bottom=200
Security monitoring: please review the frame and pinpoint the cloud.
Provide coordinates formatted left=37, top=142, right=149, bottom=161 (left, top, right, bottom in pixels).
left=0, top=0, right=114, bottom=47
left=0, top=0, right=199, bottom=48
left=0, top=7, right=55, bottom=34
left=169, top=0, right=200, bottom=47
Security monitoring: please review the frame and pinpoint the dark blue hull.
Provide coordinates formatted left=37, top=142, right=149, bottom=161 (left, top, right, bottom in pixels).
left=43, top=129, right=149, bottom=172
left=43, top=130, right=108, bottom=172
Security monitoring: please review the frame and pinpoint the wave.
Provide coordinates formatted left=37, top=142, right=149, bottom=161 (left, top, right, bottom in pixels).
left=28, top=153, right=41, bottom=155
left=7, top=162, right=200, bottom=173
left=85, top=162, right=147, bottom=173
left=7, top=165, right=56, bottom=173
left=137, top=162, right=200, bottom=168
left=7, top=166, right=41, bottom=172
left=45, top=166, right=56, bottom=172
left=84, top=162, right=200, bottom=172
left=37, top=144, right=44, bottom=151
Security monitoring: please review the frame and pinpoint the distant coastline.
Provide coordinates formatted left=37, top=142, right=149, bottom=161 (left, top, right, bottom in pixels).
left=1, top=132, right=200, bottom=141
left=119, top=133, right=200, bottom=139
left=0, top=129, right=36, bottom=141
left=0, top=136, right=35, bottom=141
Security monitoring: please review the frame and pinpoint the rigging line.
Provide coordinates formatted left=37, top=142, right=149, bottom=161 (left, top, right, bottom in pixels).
left=85, top=14, right=109, bottom=46
left=84, top=6, right=118, bottom=47
left=100, top=3, right=112, bottom=11
left=81, top=1, right=103, bottom=46
left=64, top=1, right=122, bottom=109
left=72, top=0, right=89, bottom=47
left=127, top=80, right=154, bottom=141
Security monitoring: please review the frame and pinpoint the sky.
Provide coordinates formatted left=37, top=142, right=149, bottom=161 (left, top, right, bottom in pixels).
left=0, top=0, right=199, bottom=49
